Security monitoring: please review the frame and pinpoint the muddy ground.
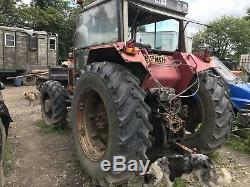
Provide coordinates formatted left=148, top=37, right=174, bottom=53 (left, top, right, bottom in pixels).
left=2, top=86, right=250, bottom=187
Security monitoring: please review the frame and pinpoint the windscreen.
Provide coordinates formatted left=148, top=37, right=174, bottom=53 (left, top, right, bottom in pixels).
left=212, top=57, right=236, bottom=82
left=136, top=19, right=180, bottom=51
left=75, top=0, right=118, bottom=48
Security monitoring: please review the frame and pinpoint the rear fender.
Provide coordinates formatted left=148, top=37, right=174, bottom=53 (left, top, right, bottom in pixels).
left=172, top=53, right=215, bottom=93
left=87, top=42, right=215, bottom=93
left=114, top=44, right=215, bottom=93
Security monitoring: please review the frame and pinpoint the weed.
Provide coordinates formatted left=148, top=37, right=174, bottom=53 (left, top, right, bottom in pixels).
left=227, top=135, right=250, bottom=154
left=3, top=138, right=16, bottom=175
left=173, top=178, right=186, bottom=187
left=36, top=120, right=68, bottom=134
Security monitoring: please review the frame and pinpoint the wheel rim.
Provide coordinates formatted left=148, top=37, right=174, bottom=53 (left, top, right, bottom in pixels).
left=185, top=96, right=205, bottom=137
left=77, top=89, right=109, bottom=161
left=43, top=94, right=52, bottom=122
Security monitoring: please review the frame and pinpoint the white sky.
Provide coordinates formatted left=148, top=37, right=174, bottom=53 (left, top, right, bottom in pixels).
left=22, top=0, right=31, bottom=4
left=185, top=0, right=250, bottom=23
left=22, top=0, right=250, bottom=22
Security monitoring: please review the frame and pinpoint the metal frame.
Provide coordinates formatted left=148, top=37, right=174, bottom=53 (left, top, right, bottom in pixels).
left=4, top=33, right=15, bottom=48
left=128, top=0, right=188, bottom=16
left=77, top=0, right=193, bottom=49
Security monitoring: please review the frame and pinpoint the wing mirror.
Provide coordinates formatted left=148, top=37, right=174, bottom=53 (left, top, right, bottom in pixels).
left=0, top=82, right=5, bottom=90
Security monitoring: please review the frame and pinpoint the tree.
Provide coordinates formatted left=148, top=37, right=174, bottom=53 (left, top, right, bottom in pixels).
left=193, top=16, right=250, bottom=61
left=19, top=0, right=79, bottom=59
left=245, top=8, right=250, bottom=20
left=31, top=0, right=60, bottom=9
left=0, top=0, right=22, bottom=26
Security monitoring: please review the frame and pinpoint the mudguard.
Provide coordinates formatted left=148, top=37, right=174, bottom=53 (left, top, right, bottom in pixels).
left=0, top=100, right=13, bottom=137
left=86, top=42, right=215, bottom=93
left=114, top=42, right=215, bottom=93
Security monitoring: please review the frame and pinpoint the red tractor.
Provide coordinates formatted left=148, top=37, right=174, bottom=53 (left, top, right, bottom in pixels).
left=40, top=0, right=234, bottom=185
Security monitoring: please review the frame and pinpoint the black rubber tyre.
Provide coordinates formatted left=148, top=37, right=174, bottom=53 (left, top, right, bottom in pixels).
left=41, top=80, right=68, bottom=128
left=183, top=71, right=234, bottom=154
left=71, top=62, right=152, bottom=186
left=22, top=77, right=36, bottom=86
left=0, top=121, right=6, bottom=187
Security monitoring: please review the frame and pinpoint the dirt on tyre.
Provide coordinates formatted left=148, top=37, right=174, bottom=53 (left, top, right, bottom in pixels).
left=71, top=62, right=152, bottom=186
left=183, top=70, right=234, bottom=154
left=41, top=80, right=68, bottom=128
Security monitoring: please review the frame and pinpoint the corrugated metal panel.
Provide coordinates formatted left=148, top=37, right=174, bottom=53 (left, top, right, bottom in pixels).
left=0, top=30, right=3, bottom=68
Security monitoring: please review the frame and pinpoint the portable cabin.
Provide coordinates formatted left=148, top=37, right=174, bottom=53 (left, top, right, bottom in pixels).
left=240, top=54, right=250, bottom=73
left=0, top=26, right=58, bottom=77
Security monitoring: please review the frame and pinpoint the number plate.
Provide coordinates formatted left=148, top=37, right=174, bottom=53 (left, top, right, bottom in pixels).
left=144, top=55, right=166, bottom=64
left=154, top=0, right=167, bottom=6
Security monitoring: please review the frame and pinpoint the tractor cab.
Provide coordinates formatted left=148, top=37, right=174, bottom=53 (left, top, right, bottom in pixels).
left=73, top=0, right=205, bottom=93
left=75, top=0, right=188, bottom=52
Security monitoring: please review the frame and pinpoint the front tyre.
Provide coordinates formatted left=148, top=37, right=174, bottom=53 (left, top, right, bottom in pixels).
left=0, top=121, right=6, bottom=187
left=41, top=81, right=68, bottom=128
left=71, top=62, right=152, bottom=186
left=183, top=71, right=234, bottom=154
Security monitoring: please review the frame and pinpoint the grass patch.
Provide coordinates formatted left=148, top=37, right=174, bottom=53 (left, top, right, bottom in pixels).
left=36, top=120, right=68, bottom=134
left=173, top=178, right=186, bottom=187
left=227, top=135, right=250, bottom=154
left=227, top=115, right=250, bottom=154
left=3, top=138, right=17, bottom=175
left=208, top=151, right=221, bottom=163
left=65, top=155, right=80, bottom=168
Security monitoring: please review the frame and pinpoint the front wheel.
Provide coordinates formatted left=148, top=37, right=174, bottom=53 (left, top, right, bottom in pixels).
left=40, top=81, right=68, bottom=128
left=183, top=71, right=234, bottom=154
left=71, top=62, right=152, bottom=186
left=0, top=121, right=6, bottom=187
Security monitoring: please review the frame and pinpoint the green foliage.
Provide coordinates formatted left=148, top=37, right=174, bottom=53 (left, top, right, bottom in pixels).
left=31, top=0, right=61, bottom=8
left=0, top=0, right=22, bottom=26
left=173, top=178, right=186, bottom=187
left=227, top=135, right=250, bottom=154
left=4, top=138, right=17, bottom=175
left=245, top=8, right=250, bottom=20
left=138, top=26, right=146, bottom=32
left=36, top=120, right=67, bottom=134
left=193, top=16, right=250, bottom=62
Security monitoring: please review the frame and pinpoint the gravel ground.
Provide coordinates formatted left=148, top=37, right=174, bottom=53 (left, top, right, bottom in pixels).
left=1, top=86, right=250, bottom=187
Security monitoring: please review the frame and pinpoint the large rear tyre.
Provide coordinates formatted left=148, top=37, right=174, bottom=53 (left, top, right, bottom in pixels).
left=41, top=81, right=68, bottom=128
left=71, top=62, right=152, bottom=186
left=0, top=121, right=6, bottom=187
left=183, top=71, right=234, bottom=154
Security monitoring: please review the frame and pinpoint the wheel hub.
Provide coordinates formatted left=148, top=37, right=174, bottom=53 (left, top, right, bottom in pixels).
left=77, top=90, right=109, bottom=161
left=44, top=99, right=52, bottom=113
